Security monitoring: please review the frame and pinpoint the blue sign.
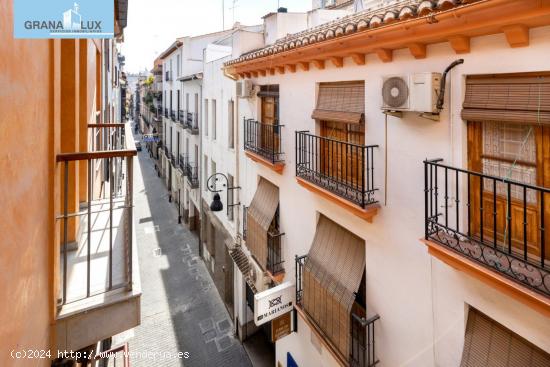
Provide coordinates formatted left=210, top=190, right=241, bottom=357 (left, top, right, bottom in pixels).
left=14, top=0, right=114, bottom=39
left=287, top=352, right=298, bottom=367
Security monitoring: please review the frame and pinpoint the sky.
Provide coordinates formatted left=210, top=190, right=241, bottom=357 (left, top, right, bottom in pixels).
left=121, top=0, right=313, bottom=73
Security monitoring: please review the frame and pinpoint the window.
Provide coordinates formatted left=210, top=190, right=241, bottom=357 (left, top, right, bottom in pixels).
left=211, top=160, right=216, bottom=191
left=212, top=99, right=217, bottom=140
left=228, top=100, right=234, bottom=149
left=177, top=90, right=180, bottom=113
left=186, top=93, right=189, bottom=111
left=203, top=155, right=208, bottom=191
left=481, top=121, right=536, bottom=202
left=228, top=174, right=234, bottom=221
left=177, top=55, right=181, bottom=78
left=204, top=99, right=209, bottom=136
left=170, top=91, right=173, bottom=111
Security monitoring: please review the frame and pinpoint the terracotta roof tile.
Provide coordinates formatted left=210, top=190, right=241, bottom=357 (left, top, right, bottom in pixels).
left=225, top=0, right=480, bottom=67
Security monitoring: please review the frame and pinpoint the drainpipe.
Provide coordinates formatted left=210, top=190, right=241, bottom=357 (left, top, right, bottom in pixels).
left=198, top=48, right=205, bottom=248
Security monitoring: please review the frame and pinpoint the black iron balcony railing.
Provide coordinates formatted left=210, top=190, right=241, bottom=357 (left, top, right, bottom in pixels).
left=57, top=123, right=135, bottom=307
left=170, top=110, right=176, bottom=122
left=243, top=205, right=248, bottom=240
left=178, top=110, right=185, bottom=124
left=170, top=154, right=177, bottom=167
left=296, top=131, right=378, bottom=208
left=183, top=112, right=199, bottom=134
left=164, top=146, right=171, bottom=159
left=295, top=255, right=379, bottom=367
left=164, top=108, right=168, bottom=118
left=178, top=154, right=187, bottom=173
left=424, top=159, right=550, bottom=297
left=267, top=231, right=284, bottom=274
left=244, top=118, right=284, bottom=164
left=185, top=162, right=199, bottom=189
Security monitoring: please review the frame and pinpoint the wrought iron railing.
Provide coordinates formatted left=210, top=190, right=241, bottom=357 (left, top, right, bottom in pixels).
left=295, top=131, right=378, bottom=208
left=267, top=231, right=284, bottom=274
left=350, top=314, right=380, bottom=367
left=170, top=110, right=176, bottom=122
left=185, top=162, right=199, bottom=188
left=243, top=205, right=248, bottom=240
left=178, top=154, right=187, bottom=172
left=178, top=109, right=185, bottom=124
left=244, top=118, right=284, bottom=163
left=295, top=255, right=379, bottom=367
left=164, top=108, right=168, bottom=118
left=56, top=123, right=135, bottom=307
left=424, top=159, right=550, bottom=297
left=184, top=112, right=199, bottom=134
left=170, top=154, right=177, bottom=167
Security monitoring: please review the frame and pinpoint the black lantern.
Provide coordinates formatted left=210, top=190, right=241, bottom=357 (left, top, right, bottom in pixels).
left=210, top=193, right=224, bottom=212
left=206, top=173, right=241, bottom=215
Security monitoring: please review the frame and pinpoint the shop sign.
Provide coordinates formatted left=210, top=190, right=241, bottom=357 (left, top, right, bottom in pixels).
left=254, top=281, right=294, bottom=326
left=271, top=312, right=292, bottom=342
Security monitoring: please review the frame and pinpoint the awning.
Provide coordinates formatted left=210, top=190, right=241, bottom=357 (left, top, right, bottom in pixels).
left=461, top=75, right=550, bottom=125
left=461, top=308, right=550, bottom=366
left=311, top=82, right=365, bottom=124
left=246, top=178, right=279, bottom=269
left=302, top=215, right=365, bottom=359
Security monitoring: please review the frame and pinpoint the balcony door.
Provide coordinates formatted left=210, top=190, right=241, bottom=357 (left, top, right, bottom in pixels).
left=260, top=85, right=279, bottom=154
left=468, top=120, right=550, bottom=260
left=320, top=121, right=365, bottom=188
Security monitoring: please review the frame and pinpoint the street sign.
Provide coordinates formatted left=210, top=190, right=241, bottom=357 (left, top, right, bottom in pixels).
left=254, top=281, right=295, bottom=326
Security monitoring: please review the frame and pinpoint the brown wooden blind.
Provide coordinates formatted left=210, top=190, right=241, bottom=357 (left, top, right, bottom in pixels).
left=302, top=215, right=365, bottom=360
left=461, top=308, right=550, bottom=367
left=246, top=178, right=279, bottom=269
left=312, top=82, right=365, bottom=124
left=462, top=75, right=550, bottom=125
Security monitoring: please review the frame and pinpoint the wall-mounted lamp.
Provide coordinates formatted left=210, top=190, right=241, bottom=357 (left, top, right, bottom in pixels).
left=207, top=173, right=241, bottom=215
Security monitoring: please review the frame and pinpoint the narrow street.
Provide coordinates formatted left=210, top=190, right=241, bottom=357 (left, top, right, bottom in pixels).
left=112, top=127, right=252, bottom=367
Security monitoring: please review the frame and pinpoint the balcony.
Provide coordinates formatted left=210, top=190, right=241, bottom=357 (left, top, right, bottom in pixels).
left=295, top=131, right=379, bottom=222
left=178, top=109, right=185, bottom=124
left=170, top=154, right=177, bottom=168
left=164, top=145, right=171, bottom=160
left=295, top=255, right=379, bottom=367
left=244, top=118, right=284, bottom=173
left=423, top=159, right=550, bottom=315
left=170, top=110, right=176, bottom=122
left=178, top=154, right=187, bottom=173
left=183, top=112, right=199, bottom=135
left=55, top=123, right=140, bottom=352
left=164, top=108, right=169, bottom=118
left=184, top=162, right=199, bottom=189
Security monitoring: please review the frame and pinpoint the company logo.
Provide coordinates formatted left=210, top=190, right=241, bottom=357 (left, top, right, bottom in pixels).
left=14, top=0, right=114, bottom=39
left=268, top=296, right=282, bottom=308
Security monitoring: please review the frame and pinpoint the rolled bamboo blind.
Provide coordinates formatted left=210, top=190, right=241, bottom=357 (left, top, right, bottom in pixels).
left=461, top=308, right=550, bottom=367
left=462, top=75, right=550, bottom=124
left=302, top=215, right=365, bottom=360
left=246, top=178, right=279, bottom=269
left=312, top=82, right=365, bottom=124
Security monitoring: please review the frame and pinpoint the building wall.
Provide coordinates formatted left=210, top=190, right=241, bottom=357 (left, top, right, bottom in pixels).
left=0, top=6, right=56, bottom=364
left=237, top=26, right=550, bottom=367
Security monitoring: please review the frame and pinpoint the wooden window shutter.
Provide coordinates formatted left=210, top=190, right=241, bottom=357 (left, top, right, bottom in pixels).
left=462, top=75, right=550, bottom=125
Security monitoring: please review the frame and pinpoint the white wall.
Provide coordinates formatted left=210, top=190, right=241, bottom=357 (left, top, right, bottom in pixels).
left=237, top=26, right=550, bottom=367
left=264, top=13, right=309, bottom=46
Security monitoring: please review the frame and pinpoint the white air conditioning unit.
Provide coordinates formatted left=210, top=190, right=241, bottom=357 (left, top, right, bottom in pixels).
left=236, top=80, right=254, bottom=98
left=382, top=72, right=441, bottom=113
left=248, top=257, right=270, bottom=293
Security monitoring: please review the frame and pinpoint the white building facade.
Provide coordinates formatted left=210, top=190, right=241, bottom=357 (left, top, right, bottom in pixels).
left=222, top=1, right=550, bottom=367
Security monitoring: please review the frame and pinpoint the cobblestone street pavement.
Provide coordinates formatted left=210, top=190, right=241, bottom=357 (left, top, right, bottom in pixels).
left=113, top=133, right=252, bottom=367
